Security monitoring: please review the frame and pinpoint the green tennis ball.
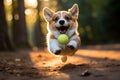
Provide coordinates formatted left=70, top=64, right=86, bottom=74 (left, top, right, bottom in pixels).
left=57, top=34, right=69, bottom=44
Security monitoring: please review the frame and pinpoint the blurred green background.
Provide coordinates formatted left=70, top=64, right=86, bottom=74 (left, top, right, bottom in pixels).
left=0, top=0, right=120, bottom=51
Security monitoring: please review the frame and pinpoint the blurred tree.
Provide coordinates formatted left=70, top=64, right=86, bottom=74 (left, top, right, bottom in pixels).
left=12, top=0, right=30, bottom=48
left=0, top=0, right=13, bottom=51
left=12, top=0, right=19, bottom=48
left=102, top=0, right=120, bottom=43
left=34, top=0, right=45, bottom=48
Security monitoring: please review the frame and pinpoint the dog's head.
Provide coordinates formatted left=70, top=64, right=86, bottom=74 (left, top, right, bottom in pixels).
left=43, top=4, right=79, bottom=37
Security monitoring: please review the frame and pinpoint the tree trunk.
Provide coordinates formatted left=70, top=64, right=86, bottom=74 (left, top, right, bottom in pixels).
left=34, top=0, right=45, bottom=48
left=12, top=0, right=19, bottom=49
left=0, top=0, right=13, bottom=51
left=12, top=0, right=30, bottom=48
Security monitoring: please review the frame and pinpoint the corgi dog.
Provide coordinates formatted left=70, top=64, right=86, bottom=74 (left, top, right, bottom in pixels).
left=43, top=4, right=80, bottom=62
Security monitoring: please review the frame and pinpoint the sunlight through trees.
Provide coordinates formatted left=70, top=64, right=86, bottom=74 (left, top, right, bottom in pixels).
left=1, top=0, right=120, bottom=50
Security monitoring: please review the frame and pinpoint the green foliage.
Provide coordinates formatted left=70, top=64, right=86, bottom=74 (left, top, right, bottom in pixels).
left=4, top=0, right=120, bottom=49
left=57, top=0, right=120, bottom=45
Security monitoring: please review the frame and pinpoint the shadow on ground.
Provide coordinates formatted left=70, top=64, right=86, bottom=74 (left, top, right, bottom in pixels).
left=0, top=44, right=120, bottom=80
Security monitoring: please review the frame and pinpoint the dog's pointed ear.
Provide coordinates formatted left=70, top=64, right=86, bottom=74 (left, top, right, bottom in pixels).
left=68, top=4, right=79, bottom=19
left=43, top=7, right=54, bottom=21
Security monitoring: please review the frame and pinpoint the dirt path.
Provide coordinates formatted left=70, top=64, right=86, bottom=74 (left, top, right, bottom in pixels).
left=0, top=44, right=120, bottom=80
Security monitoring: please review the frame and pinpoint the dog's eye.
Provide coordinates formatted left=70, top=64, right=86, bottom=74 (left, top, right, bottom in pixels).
left=65, top=16, right=70, bottom=20
left=54, top=17, right=59, bottom=21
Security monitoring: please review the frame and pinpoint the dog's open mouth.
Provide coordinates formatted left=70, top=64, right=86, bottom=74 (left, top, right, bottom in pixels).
left=56, top=26, right=69, bottom=34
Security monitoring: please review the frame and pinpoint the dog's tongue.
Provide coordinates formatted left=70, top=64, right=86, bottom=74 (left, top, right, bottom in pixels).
left=60, top=30, right=66, bottom=34
left=57, top=26, right=68, bottom=34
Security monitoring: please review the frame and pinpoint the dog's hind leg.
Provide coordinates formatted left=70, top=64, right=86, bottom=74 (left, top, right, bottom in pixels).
left=61, top=56, right=67, bottom=62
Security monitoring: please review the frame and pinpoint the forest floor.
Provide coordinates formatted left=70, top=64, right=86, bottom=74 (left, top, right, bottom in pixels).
left=0, top=44, right=120, bottom=80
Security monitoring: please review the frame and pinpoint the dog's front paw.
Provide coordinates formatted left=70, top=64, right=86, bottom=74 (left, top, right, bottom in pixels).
left=67, top=45, right=75, bottom=50
left=53, top=49, right=61, bottom=55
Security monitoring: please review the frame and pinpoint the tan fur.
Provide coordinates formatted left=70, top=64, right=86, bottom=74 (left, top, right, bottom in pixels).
left=43, top=4, right=80, bottom=62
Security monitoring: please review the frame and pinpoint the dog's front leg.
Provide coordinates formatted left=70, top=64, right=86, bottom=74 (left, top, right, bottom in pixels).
left=48, top=39, right=61, bottom=55
left=67, top=35, right=80, bottom=50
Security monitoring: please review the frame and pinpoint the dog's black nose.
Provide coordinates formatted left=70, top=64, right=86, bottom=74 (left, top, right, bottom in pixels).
left=59, top=20, right=65, bottom=25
